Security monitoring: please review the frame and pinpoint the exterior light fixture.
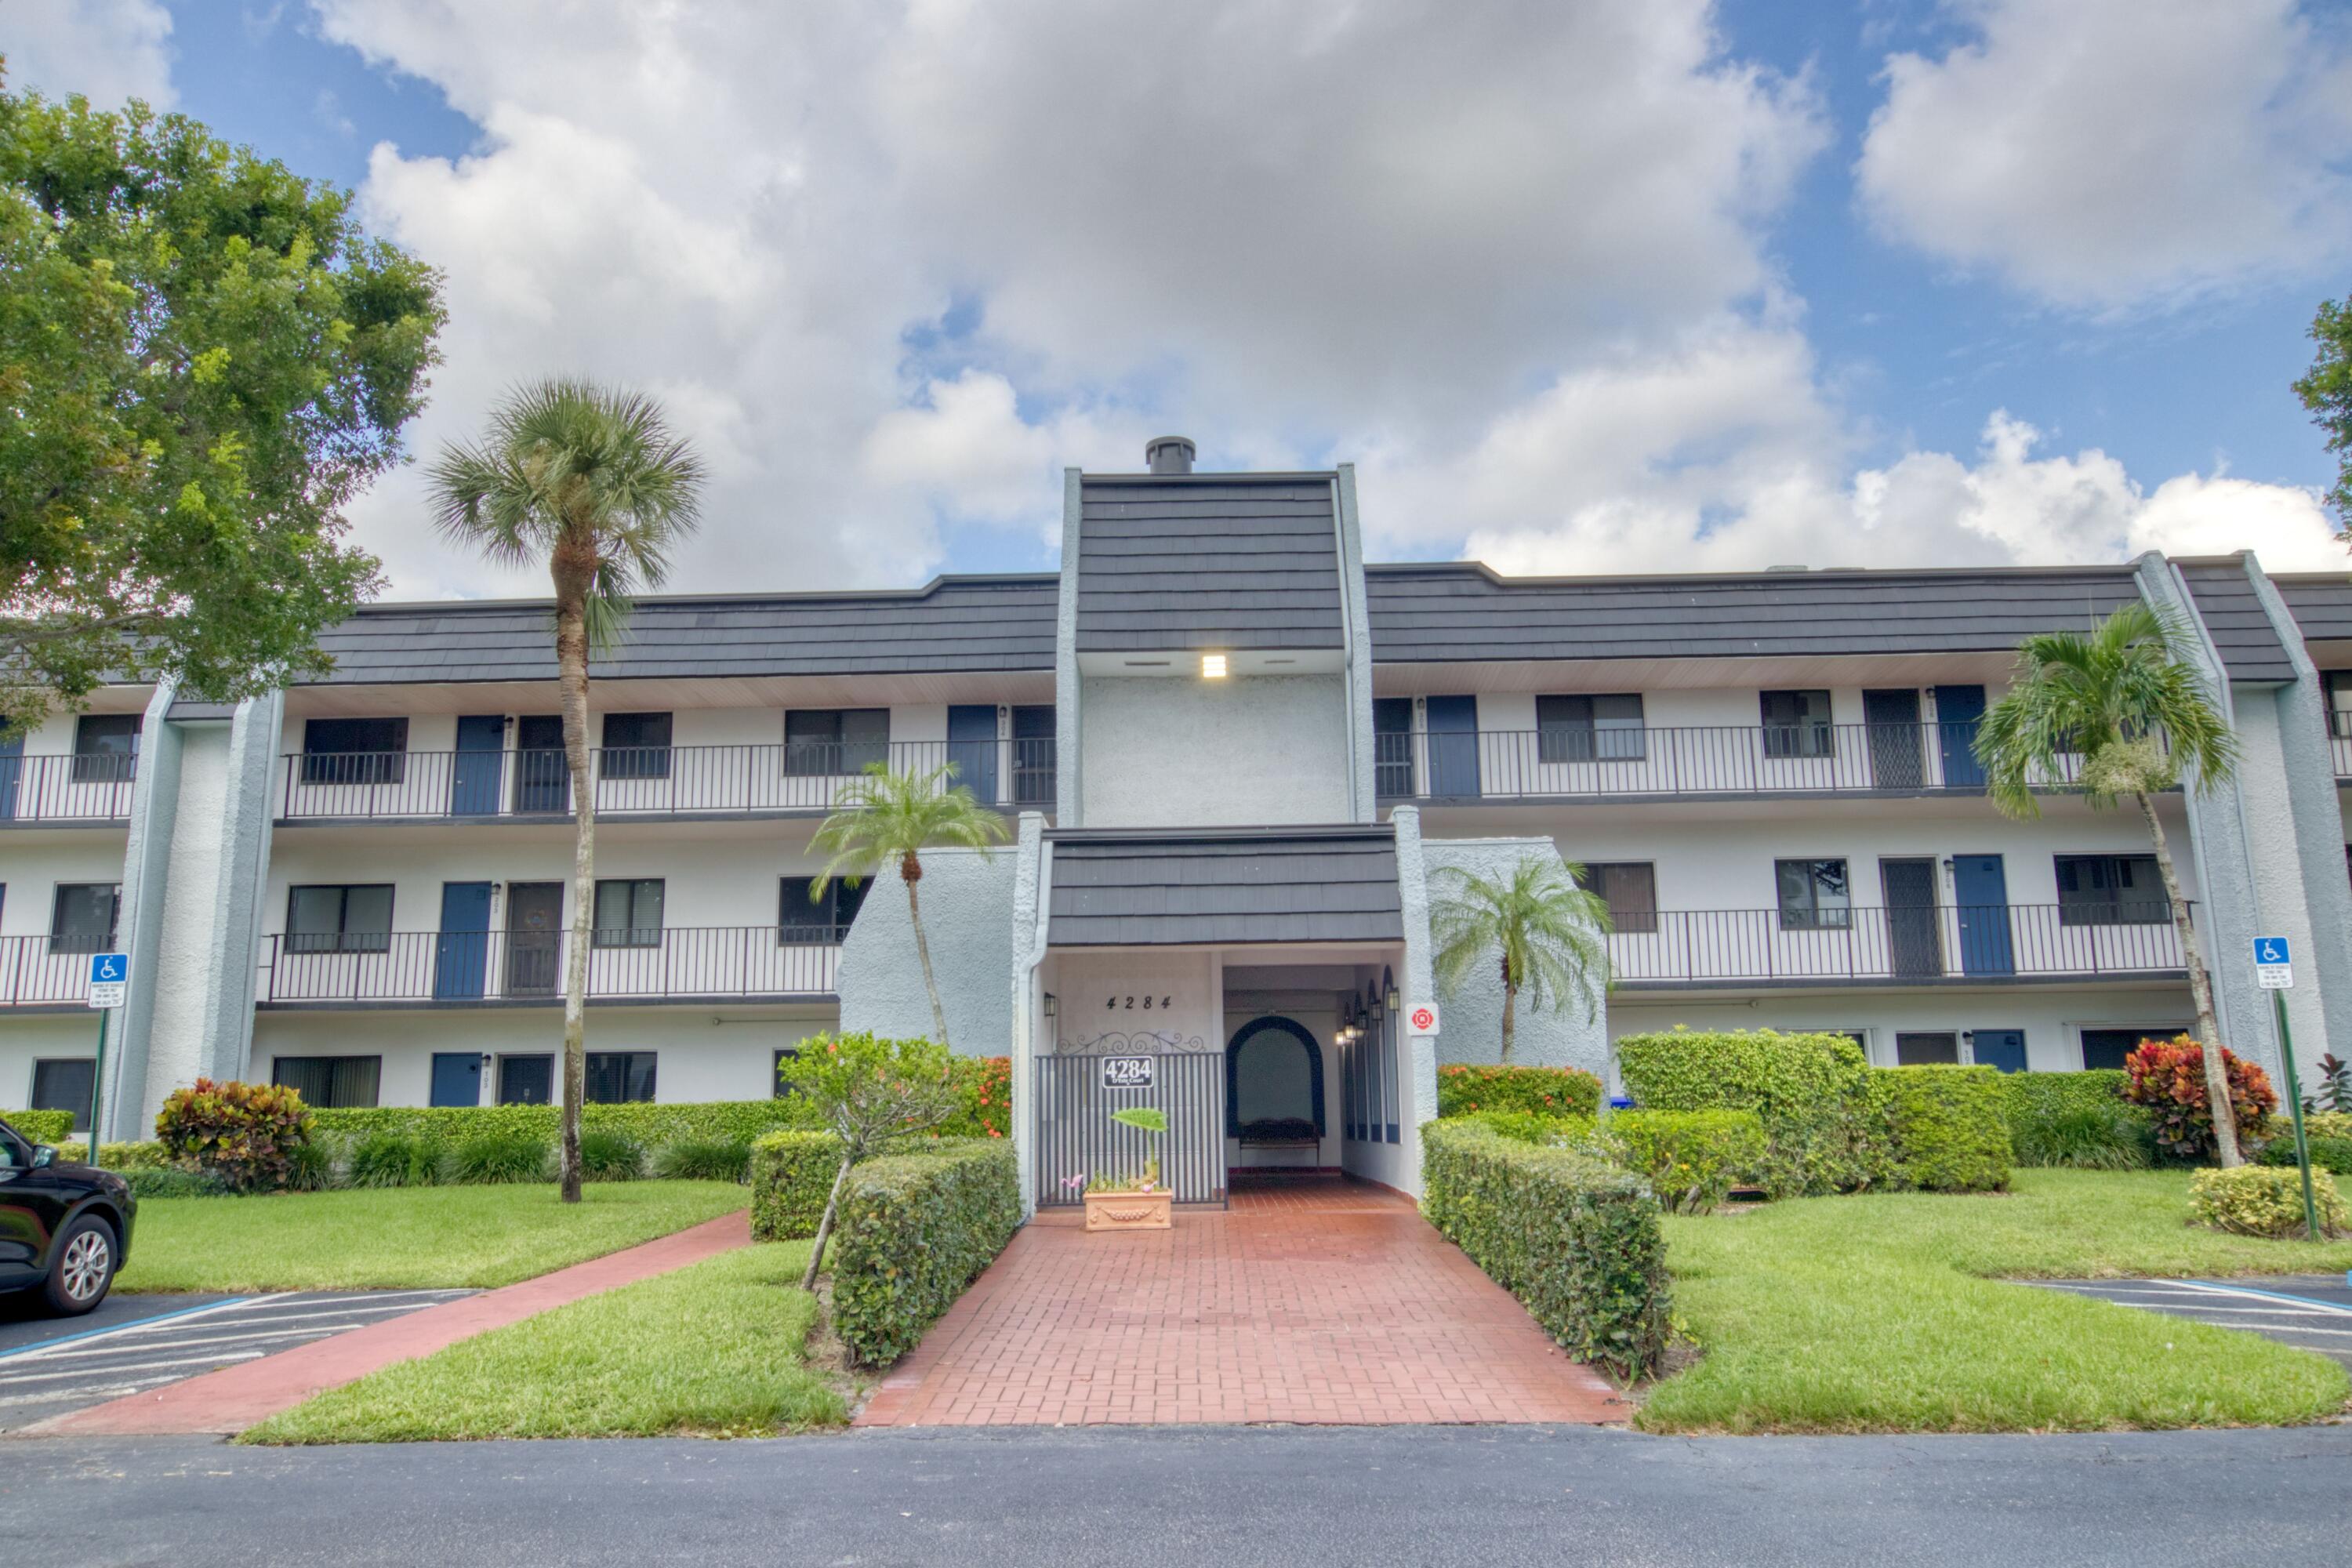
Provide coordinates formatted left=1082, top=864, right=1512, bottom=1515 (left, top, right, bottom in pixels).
left=1385, top=969, right=1400, bottom=1011
left=1043, top=993, right=1058, bottom=1018
left=1200, top=652, right=1228, bottom=680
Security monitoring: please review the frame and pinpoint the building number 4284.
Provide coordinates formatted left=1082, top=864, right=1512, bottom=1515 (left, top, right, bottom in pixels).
left=1109, top=996, right=1174, bottom=1011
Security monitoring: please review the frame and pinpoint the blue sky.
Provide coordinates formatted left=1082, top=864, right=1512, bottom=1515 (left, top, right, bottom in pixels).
left=9, top=2, right=2349, bottom=597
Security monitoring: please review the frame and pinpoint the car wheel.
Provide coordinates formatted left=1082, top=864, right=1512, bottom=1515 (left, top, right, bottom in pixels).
left=41, top=1215, right=115, bottom=1316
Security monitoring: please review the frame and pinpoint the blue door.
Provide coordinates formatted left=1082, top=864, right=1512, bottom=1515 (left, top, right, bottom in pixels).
left=1935, top=684, right=1987, bottom=788
left=0, top=728, right=19, bottom=821
left=449, top=715, right=505, bottom=815
left=430, top=1051, right=482, bottom=1107
left=1425, top=695, right=1481, bottom=799
left=1972, top=1028, right=2027, bottom=1073
left=946, top=705, right=997, bottom=804
left=1950, top=854, right=2014, bottom=975
left=434, top=881, right=493, bottom=1000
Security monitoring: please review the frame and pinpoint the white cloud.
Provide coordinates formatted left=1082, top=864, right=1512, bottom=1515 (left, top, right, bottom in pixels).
left=3, top=0, right=175, bottom=107
left=1857, top=0, right=2352, bottom=308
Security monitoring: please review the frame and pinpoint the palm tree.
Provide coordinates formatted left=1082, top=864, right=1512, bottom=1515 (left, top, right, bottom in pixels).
left=810, top=761, right=1011, bottom=1049
left=1975, top=601, right=2245, bottom=1164
left=1428, top=855, right=1612, bottom=1066
left=429, top=379, right=705, bottom=1201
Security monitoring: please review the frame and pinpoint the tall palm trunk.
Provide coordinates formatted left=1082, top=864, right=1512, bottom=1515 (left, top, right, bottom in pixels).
left=903, top=854, right=950, bottom=1047
left=1499, top=953, right=1518, bottom=1065
left=2136, top=790, right=2240, bottom=1167
left=555, top=590, right=596, bottom=1203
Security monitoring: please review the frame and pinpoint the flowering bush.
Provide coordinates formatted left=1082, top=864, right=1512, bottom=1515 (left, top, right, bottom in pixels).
left=154, top=1078, right=314, bottom=1192
left=1436, top=1064, right=1602, bottom=1120
left=2122, top=1036, right=2275, bottom=1160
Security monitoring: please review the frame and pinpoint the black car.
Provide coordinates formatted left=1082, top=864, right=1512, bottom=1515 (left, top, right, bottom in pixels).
left=0, top=1116, right=136, bottom=1315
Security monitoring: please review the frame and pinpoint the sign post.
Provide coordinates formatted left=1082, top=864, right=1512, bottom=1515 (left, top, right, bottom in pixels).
left=84, top=953, right=128, bottom=1157
left=2252, top=937, right=2320, bottom=1243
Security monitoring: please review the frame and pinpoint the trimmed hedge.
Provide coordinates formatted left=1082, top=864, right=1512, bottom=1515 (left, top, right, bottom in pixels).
left=1878, top=1065, right=2011, bottom=1192
left=830, top=1140, right=1021, bottom=1366
left=2258, top=1134, right=2352, bottom=1178
left=750, top=1131, right=842, bottom=1240
left=1436, top=1064, right=1602, bottom=1120
left=53, top=1140, right=171, bottom=1169
left=1617, top=1029, right=1896, bottom=1198
left=5, top=1109, right=75, bottom=1145
left=1421, top=1119, right=1670, bottom=1379
left=1454, top=1109, right=1595, bottom=1148
left=1604, top=1109, right=1767, bottom=1213
left=308, top=1098, right=825, bottom=1145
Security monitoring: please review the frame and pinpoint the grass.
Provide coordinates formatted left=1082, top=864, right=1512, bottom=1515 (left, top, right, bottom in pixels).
left=115, top=1181, right=750, bottom=1293
left=244, top=1242, right=847, bottom=1442
left=1638, top=1168, right=2352, bottom=1434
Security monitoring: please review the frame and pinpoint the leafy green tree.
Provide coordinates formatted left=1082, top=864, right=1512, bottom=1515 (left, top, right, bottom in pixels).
left=1975, top=602, right=2247, bottom=1164
left=1428, top=855, right=1611, bottom=1066
left=2292, top=295, right=2352, bottom=544
left=782, top=1031, right=966, bottom=1291
left=810, top=762, right=1011, bottom=1050
left=430, top=380, right=705, bottom=1201
left=0, top=80, right=444, bottom=734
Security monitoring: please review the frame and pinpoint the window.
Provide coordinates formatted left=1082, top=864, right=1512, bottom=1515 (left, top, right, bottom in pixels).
left=71, top=713, right=140, bottom=784
left=285, top=884, right=394, bottom=954
left=1775, top=858, right=1850, bottom=930
left=498, top=1054, right=554, bottom=1105
left=2055, top=854, right=2167, bottom=927
left=785, top=708, right=888, bottom=776
left=2080, top=1026, right=2186, bottom=1072
left=1575, top=862, right=1658, bottom=934
left=1537, top=695, right=1646, bottom=762
left=49, top=883, right=119, bottom=953
left=599, top=712, right=673, bottom=780
left=592, top=879, right=665, bottom=948
left=1894, top=1032, right=1960, bottom=1065
left=779, top=876, right=865, bottom=942
left=31, top=1058, right=96, bottom=1133
left=774, top=1046, right=801, bottom=1097
left=272, top=1055, right=382, bottom=1109
left=1760, top=689, right=1834, bottom=758
left=299, top=717, right=408, bottom=786
left=2325, top=670, right=2352, bottom=738
left=585, top=1051, right=657, bottom=1103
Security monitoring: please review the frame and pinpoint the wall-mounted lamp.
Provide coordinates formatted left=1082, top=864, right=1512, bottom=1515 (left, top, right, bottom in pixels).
left=1200, top=652, right=1228, bottom=680
left=1043, top=993, right=1058, bottom=1018
left=1385, top=969, right=1399, bottom=1012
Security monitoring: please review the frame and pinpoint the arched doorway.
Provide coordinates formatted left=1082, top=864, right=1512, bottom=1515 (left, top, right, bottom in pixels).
left=1225, top=1016, right=1325, bottom=1159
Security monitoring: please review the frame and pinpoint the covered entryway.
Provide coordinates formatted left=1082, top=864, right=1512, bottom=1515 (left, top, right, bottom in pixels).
left=856, top=1176, right=1622, bottom=1427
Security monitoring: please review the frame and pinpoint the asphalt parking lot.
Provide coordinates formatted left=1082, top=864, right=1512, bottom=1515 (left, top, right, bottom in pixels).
left=2035, top=1276, right=2352, bottom=1368
left=0, top=1289, right=474, bottom=1432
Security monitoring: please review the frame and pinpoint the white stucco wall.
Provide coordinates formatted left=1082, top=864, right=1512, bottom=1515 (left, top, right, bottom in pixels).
left=0, top=1015, right=104, bottom=1119
left=1076, top=673, right=1352, bottom=828
left=143, top=723, right=231, bottom=1113
left=1421, top=836, right=1610, bottom=1077
left=836, top=845, right=1017, bottom=1057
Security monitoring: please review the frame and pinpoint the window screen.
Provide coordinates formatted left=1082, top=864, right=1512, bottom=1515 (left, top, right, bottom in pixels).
left=272, top=1055, right=383, bottom=1108
left=584, top=1051, right=657, bottom=1103
left=2054, top=855, right=2167, bottom=927
left=285, top=885, right=394, bottom=953
left=779, top=877, right=865, bottom=942
left=1775, top=858, right=1850, bottom=929
left=300, top=717, right=409, bottom=786
left=498, top=1054, right=554, bottom=1105
left=1894, top=1033, right=1960, bottom=1065
left=1537, top=695, right=1646, bottom=762
left=599, top=712, right=673, bottom=780
left=31, top=1058, right=96, bottom=1133
left=1760, top=690, right=1834, bottom=758
left=784, top=709, right=889, bottom=775
left=2080, top=1027, right=2186, bottom=1072
left=591, top=879, right=665, bottom=948
left=71, top=714, right=141, bottom=784
left=49, top=884, right=120, bottom=953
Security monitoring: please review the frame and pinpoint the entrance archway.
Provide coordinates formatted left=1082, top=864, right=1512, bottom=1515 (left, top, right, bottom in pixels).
left=1225, top=1015, right=1325, bottom=1142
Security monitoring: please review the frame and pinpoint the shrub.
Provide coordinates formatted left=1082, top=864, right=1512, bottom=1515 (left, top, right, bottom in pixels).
left=935, top=1055, right=1012, bottom=1140
left=447, top=1130, right=554, bottom=1185
left=2190, top=1165, right=2348, bottom=1238
left=1602, top=1109, right=1767, bottom=1213
left=1421, top=1119, right=1669, bottom=1379
left=154, top=1078, right=315, bottom=1192
left=579, top=1128, right=645, bottom=1181
left=306, top=1098, right=826, bottom=1148
left=829, top=1140, right=1021, bottom=1366
left=2013, top=1102, right=2153, bottom=1170
left=5, top=1109, right=76, bottom=1145
left=1457, top=1109, right=1595, bottom=1147
left=652, top=1134, right=754, bottom=1182
left=52, top=1140, right=172, bottom=1169
left=2256, top=1134, right=2352, bottom=1178
left=2303, top=1110, right=2352, bottom=1143
left=1436, top=1064, right=1602, bottom=1120
left=1878, top=1066, right=2011, bottom=1192
left=1616, top=1029, right=1896, bottom=1198
left=2124, top=1037, right=2277, bottom=1160
left=125, top=1166, right=233, bottom=1200
left=750, top=1131, right=843, bottom=1240
left=285, top=1138, right=337, bottom=1192
left=347, top=1131, right=441, bottom=1189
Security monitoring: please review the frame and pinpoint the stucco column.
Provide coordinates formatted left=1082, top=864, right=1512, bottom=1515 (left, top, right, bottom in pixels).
left=1391, top=806, right=1439, bottom=1196
left=1053, top=466, right=1084, bottom=829
left=1007, top=814, right=1050, bottom=1219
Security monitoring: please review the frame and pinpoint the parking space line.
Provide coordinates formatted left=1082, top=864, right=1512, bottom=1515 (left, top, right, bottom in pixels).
left=11, top=1326, right=350, bottom=1365
left=0, top=1350, right=273, bottom=1386
left=2170, top=1281, right=2352, bottom=1316
left=0, top=1297, right=262, bottom=1364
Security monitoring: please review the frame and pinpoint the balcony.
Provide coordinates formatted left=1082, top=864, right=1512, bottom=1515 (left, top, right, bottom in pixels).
left=0, top=753, right=137, bottom=826
left=1606, top=902, right=2189, bottom=989
left=2330, top=713, right=2351, bottom=779
left=1373, top=723, right=2074, bottom=804
left=0, top=935, right=122, bottom=1007
left=256, top=926, right=841, bottom=1006
left=274, top=738, right=1055, bottom=823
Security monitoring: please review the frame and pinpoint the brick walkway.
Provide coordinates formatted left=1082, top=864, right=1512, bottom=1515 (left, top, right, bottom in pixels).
left=857, top=1176, right=1624, bottom=1426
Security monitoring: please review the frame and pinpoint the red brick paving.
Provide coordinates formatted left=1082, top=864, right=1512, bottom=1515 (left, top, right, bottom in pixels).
left=856, top=1176, right=1624, bottom=1427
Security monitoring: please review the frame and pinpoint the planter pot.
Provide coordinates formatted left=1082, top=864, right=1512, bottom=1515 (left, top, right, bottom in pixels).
left=1083, top=1188, right=1174, bottom=1232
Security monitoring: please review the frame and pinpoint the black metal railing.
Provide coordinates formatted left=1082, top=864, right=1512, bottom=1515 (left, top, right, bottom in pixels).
left=0, top=753, right=138, bottom=825
left=276, top=737, right=1055, bottom=821
left=2329, top=713, right=2352, bottom=778
left=1033, top=1045, right=1228, bottom=1207
left=0, top=935, right=123, bottom=1006
left=256, top=926, right=840, bottom=1004
left=1371, top=723, right=2082, bottom=801
left=1607, top=902, right=2190, bottom=986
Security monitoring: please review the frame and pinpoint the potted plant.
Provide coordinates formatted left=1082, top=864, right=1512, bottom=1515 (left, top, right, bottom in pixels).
left=1082, top=1106, right=1174, bottom=1232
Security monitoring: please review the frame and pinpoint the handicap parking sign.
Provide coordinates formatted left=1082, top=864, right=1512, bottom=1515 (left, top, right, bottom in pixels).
left=86, top=952, right=128, bottom=1009
left=2253, top=936, right=2292, bottom=990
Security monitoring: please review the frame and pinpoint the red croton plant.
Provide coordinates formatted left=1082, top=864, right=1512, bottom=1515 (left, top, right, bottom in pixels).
left=2122, top=1036, right=2275, bottom=1161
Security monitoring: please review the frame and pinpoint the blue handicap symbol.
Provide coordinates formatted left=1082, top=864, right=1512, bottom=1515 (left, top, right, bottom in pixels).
left=2254, top=936, right=2291, bottom=966
left=90, top=953, right=124, bottom=983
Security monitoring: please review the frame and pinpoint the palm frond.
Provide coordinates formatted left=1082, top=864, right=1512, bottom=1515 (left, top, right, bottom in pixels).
left=1429, top=855, right=1613, bottom=1024
left=807, top=763, right=1011, bottom=897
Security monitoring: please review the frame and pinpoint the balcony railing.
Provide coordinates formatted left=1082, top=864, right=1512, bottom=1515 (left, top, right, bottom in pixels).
left=0, top=753, right=138, bottom=825
left=1606, top=902, right=2189, bottom=987
left=256, top=926, right=841, bottom=1004
left=2329, top=712, right=2351, bottom=779
left=0, top=934, right=124, bottom=1006
left=275, top=738, right=1055, bottom=822
left=1373, top=723, right=2081, bottom=802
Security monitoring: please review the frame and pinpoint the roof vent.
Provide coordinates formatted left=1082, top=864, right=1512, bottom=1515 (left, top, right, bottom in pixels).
left=1145, top=435, right=1196, bottom=475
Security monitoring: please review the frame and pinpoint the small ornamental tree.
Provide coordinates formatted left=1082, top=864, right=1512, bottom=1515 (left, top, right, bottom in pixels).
left=154, top=1078, right=314, bottom=1191
left=2123, top=1036, right=2276, bottom=1163
left=782, top=1032, right=966, bottom=1290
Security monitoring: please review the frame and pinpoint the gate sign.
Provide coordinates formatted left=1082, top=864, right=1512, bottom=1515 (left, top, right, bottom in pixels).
left=2253, top=935, right=2292, bottom=990
left=86, top=952, right=129, bottom=1010
left=1099, top=1054, right=1155, bottom=1090
left=1408, top=1002, right=1440, bottom=1034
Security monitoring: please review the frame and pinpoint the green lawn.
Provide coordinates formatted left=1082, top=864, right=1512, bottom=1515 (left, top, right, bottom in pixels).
left=116, top=1182, right=750, bottom=1293
left=1639, top=1168, right=2352, bottom=1434
left=245, top=1241, right=847, bottom=1442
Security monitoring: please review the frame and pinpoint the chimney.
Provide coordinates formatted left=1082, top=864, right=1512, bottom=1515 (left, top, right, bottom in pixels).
left=1145, top=435, right=1196, bottom=475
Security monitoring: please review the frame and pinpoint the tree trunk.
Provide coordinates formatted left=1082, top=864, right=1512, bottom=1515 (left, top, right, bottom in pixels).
left=1500, top=964, right=1518, bottom=1066
left=906, top=857, right=950, bottom=1047
left=800, top=1149, right=858, bottom=1293
left=2136, top=790, right=2240, bottom=1167
left=556, top=597, right=597, bottom=1203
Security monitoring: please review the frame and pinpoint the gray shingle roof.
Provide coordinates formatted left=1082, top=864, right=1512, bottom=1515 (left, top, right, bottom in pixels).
left=2274, top=573, right=2352, bottom=644
left=165, top=697, right=238, bottom=721
left=1075, top=474, right=1343, bottom=654
left=303, top=575, right=1058, bottom=685
left=2176, top=558, right=2296, bottom=684
left=1047, top=826, right=1401, bottom=946
left=1364, top=563, right=2145, bottom=663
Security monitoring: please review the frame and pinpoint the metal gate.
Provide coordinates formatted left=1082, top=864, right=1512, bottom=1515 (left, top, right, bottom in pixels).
left=1034, top=1045, right=1227, bottom=1207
